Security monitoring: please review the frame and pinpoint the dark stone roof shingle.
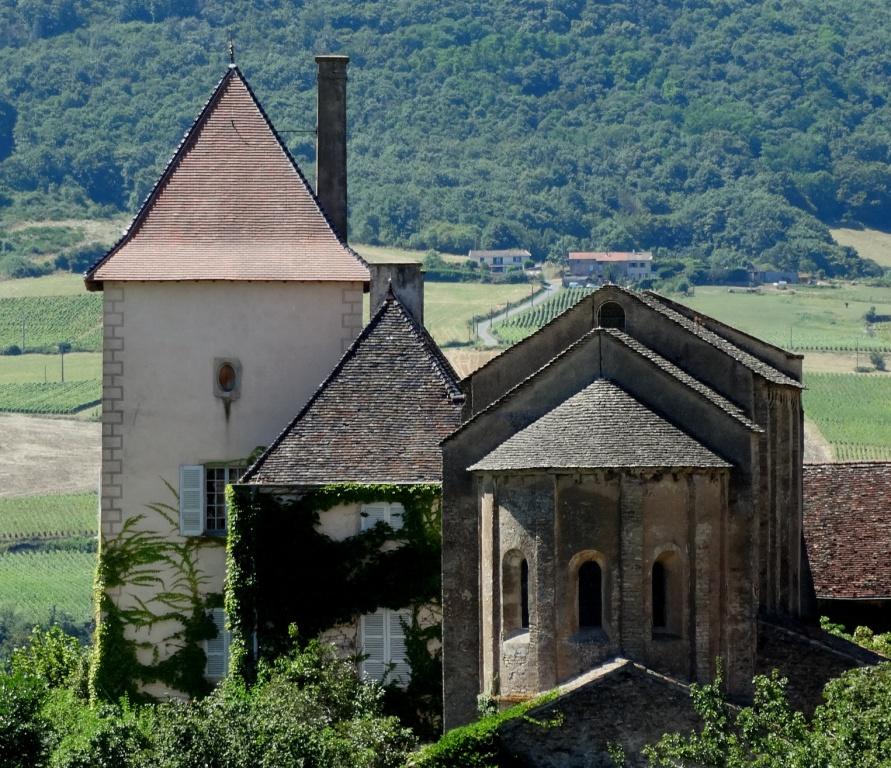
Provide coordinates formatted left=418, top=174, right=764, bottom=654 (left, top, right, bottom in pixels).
left=803, top=462, right=891, bottom=599
left=243, top=293, right=464, bottom=485
left=469, top=379, right=730, bottom=472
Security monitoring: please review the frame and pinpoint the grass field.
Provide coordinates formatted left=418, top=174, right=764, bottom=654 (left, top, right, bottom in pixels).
left=0, top=550, right=95, bottom=626
left=0, top=351, right=100, bottom=384
left=0, top=493, right=97, bottom=540
left=0, top=273, right=85, bottom=298
left=424, top=282, right=535, bottom=345
left=0, top=294, right=102, bottom=352
left=682, top=284, right=891, bottom=352
left=0, top=380, right=101, bottom=414
left=803, top=373, right=891, bottom=460
left=831, top=228, right=891, bottom=268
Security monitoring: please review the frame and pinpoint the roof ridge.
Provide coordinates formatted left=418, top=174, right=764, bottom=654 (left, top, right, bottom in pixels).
left=85, top=66, right=365, bottom=288
left=242, top=294, right=461, bottom=483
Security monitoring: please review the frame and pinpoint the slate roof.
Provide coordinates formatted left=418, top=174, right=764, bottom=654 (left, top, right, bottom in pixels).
left=469, top=379, right=730, bottom=472
left=639, top=291, right=801, bottom=388
left=242, top=291, right=464, bottom=485
left=86, top=66, right=368, bottom=287
left=803, top=463, right=891, bottom=600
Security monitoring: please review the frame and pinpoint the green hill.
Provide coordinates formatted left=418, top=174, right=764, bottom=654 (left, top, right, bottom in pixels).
left=0, top=0, right=890, bottom=279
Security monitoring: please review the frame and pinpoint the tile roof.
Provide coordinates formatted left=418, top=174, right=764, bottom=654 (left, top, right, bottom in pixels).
left=242, top=290, right=464, bottom=485
left=86, top=66, right=368, bottom=287
left=605, top=329, right=762, bottom=432
left=568, top=251, right=653, bottom=262
left=469, top=379, right=730, bottom=472
left=637, top=291, right=801, bottom=388
left=803, top=462, right=891, bottom=600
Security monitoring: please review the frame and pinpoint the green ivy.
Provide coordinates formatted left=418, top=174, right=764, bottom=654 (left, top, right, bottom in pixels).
left=89, top=485, right=224, bottom=702
left=225, top=483, right=443, bottom=735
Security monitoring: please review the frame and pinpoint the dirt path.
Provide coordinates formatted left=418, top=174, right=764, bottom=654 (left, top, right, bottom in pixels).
left=0, top=413, right=100, bottom=497
left=804, top=417, right=833, bottom=463
left=476, top=281, right=557, bottom=346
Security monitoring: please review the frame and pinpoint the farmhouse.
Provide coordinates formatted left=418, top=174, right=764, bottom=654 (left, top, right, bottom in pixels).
left=568, top=250, right=652, bottom=282
left=469, top=248, right=532, bottom=273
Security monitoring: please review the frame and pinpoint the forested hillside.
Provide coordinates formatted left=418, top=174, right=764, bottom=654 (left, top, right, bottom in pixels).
left=0, top=0, right=890, bottom=277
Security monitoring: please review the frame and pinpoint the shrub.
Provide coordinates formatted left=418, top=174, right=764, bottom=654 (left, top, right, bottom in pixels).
left=2, top=344, right=21, bottom=355
left=870, top=351, right=886, bottom=371
left=0, top=670, right=48, bottom=768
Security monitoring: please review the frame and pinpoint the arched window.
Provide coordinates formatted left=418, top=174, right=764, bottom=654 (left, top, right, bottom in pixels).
left=597, top=301, right=625, bottom=330
left=578, top=561, right=602, bottom=628
left=652, top=560, right=667, bottom=630
left=503, top=550, right=530, bottom=636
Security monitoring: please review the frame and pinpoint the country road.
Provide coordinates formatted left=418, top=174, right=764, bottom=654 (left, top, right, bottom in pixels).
left=476, top=280, right=558, bottom=347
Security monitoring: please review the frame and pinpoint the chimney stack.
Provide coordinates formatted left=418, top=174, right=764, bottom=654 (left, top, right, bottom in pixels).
left=316, top=54, right=349, bottom=242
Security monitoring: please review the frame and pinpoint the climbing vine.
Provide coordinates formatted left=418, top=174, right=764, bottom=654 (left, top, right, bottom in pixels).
left=225, top=482, right=444, bottom=734
left=89, top=482, right=223, bottom=702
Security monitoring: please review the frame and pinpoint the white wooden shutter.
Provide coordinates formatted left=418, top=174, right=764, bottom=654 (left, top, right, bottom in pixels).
left=360, top=503, right=388, bottom=532
left=179, top=465, right=205, bottom=536
left=205, top=607, right=228, bottom=681
left=361, top=610, right=387, bottom=679
left=388, top=609, right=412, bottom=685
left=388, top=502, right=405, bottom=531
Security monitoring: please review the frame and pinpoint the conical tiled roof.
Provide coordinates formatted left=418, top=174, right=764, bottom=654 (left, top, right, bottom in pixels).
left=86, top=67, right=368, bottom=287
left=470, top=379, right=730, bottom=472
left=242, top=291, right=465, bottom=485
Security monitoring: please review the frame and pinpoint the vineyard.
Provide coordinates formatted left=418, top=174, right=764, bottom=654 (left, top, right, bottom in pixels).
left=492, top=287, right=594, bottom=344
left=0, top=493, right=97, bottom=541
left=0, top=380, right=101, bottom=414
left=803, top=373, right=891, bottom=461
left=0, top=295, right=102, bottom=352
left=0, top=550, right=95, bottom=625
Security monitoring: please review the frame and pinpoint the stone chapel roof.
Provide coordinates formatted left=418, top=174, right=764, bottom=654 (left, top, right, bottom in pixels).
left=469, top=379, right=731, bottom=472
left=803, top=462, right=891, bottom=600
left=242, top=291, right=464, bottom=486
left=85, top=66, right=368, bottom=288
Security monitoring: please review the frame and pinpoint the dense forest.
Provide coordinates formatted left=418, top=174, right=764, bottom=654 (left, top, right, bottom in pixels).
left=0, top=0, right=890, bottom=277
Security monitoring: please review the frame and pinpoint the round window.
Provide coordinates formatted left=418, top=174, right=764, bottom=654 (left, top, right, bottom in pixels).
left=217, top=362, right=237, bottom=393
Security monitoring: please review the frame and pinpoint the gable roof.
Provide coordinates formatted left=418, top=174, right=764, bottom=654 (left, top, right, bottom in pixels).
left=568, top=251, right=653, bottom=262
left=85, top=66, right=368, bottom=287
left=242, top=290, right=464, bottom=486
left=804, top=462, right=891, bottom=600
left=469, top=379, right=730, bottom=472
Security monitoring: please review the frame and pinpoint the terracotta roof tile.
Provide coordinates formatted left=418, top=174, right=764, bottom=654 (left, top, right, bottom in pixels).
left=469, top=379, right=731, bottom=472
left=568, top=251, right=653, bottom=262
left=242, top=292, right=464, bottom=485
left=86, top=67, right=368, bottom=286
left=804, top=462, right=891, bottom=600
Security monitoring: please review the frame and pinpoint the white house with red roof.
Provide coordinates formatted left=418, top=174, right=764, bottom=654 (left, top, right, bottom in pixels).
left=85, top=59, right=370, bottom=693
left=567, top=251, right=652, bottom=282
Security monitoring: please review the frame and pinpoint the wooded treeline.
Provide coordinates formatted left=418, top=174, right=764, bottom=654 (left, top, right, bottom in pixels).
left=0, top=0, right=889, bottom=276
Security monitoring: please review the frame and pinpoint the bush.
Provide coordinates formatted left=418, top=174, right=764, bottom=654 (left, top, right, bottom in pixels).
left=0, top=671, right=48, bottom=768
left=870, top=351, right=886, bottom=371
left=2, top=344, right=21, bottom=356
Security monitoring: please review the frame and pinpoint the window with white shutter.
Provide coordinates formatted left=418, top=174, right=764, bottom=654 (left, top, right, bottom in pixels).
left=179, top=465, right=205, bottom=536
left=204, top=607, right=229, bottom=681
left=360, top=608, right=412, bottom=686
left=360, top=502, right=405, bottom=532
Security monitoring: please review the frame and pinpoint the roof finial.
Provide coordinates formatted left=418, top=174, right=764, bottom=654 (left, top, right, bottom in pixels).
left=227, top=39, right=236, bottom=68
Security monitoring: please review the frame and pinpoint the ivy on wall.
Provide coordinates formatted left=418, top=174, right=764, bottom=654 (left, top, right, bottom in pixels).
left=89, top=485, right=223, bottom=702
left=225, top=482, right=443, bottom=734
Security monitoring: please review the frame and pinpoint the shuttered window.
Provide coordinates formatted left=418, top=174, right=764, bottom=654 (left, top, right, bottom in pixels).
left=179, top=465, right=205, bottom=536
left=359, top=608, right=411, bottom=686
left=179, top=464, right=244, bottom=536
left=204, top=607, right=230, bottom=681
left=359, top=502, right=405, bottom=532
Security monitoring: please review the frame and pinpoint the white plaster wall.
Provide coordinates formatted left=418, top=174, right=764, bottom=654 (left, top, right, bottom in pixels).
left=101, top=280, right=363, bottom=681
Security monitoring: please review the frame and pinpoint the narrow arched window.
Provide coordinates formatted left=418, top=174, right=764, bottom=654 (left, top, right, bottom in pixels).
left=520, top=559, right=529, bottom=629
left=598, top=302, right=625, bottom=330
left=578, top=561, right=602, bottom=628
left=652, top=560, right=667, bottom=630
left=503, top=550, right=530, bottom=636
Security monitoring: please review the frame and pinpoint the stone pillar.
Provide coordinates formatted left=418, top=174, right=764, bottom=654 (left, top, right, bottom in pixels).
left=368, top=262, right=425, bottom=325
left=479, top=477, right=499, bottom=695
left=619, top=474, right=645, bottom=659
left=316, top=55, right=348, bottom=242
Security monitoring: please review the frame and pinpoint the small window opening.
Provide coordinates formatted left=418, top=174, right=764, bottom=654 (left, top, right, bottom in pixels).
left=652, top=560, right=667, bottom=630
left=578, top=561, right=602, bottom=628
left=598, top=302, right=625, bottom=330
left=520, top=559, right=530, bottom=629
left=503, top=550, right=530, bottom=637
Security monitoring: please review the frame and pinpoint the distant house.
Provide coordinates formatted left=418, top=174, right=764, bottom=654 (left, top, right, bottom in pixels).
left=750, top=269, right=798, bottom=285
left=469, top=249, right=531, bottom=273
left=568, top=251, right=652, bottom=282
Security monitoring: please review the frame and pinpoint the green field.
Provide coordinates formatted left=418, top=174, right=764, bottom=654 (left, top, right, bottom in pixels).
left=0, top=380, right=101, bottom=414
left=0, top=294, right=102, bottom=352
left=0, top=273, right=86, bottom=298
left=425, top=282, right=535, bottom=345
left=683, top=284, right=891, bottom=352
left=832, top=228, right=891, bottom=269
left=492, top=287, right=593, bottom=344
left=0, top=351, right=100, bottom=384
left=0, top=493, right=97, bottom=541
left=0, top=550, right=95, bottom=625
left=803, top=373, right=891, bottom=460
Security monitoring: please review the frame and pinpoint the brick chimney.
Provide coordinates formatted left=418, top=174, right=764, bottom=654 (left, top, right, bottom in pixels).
left=315, top=54, right=349, bottom=242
